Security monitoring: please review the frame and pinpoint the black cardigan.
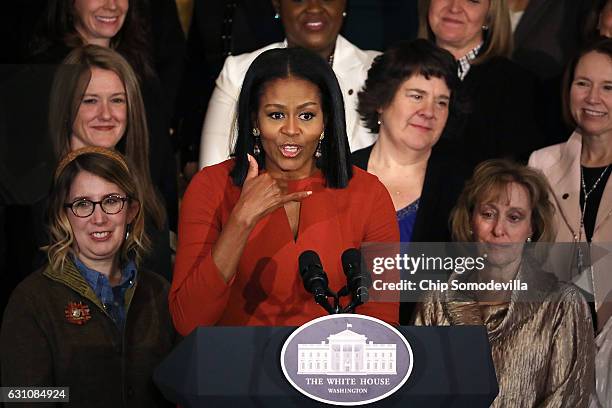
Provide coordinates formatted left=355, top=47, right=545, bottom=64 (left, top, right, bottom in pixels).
left=351, top=145, right=469, bottom=325
left=352, top=145, right=468, bottom=243
left=436, top=56, right=545, bottom=171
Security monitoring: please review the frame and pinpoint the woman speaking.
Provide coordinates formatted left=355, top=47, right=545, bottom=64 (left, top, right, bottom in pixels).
left=171, top=48, right=399, bottom=335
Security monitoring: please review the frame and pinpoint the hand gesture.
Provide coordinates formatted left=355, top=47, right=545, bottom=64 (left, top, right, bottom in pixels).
left=232, top=155, right=312, bottom=228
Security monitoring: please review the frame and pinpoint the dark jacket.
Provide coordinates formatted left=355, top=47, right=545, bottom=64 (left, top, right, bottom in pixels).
left=437, top=56, right=545, bottom=171
left=512, top=0, right=594, bottom=80
left=511, top=0, right=591, bottom=147
left=0, top=260, right=176, bottom=407
left=351, top=145, right=468, bottom=243
left=351, top=145, right=469, bottom=324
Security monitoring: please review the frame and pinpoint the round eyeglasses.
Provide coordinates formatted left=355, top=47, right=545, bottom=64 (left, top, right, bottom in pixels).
left=64, top=195, right=130, bottom=218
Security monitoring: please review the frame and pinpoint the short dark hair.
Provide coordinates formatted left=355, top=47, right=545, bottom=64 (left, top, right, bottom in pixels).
left=358, top=39, right=460, bottom=134
left=230, top=47, right=352, bottom=188
left=562, top=37, right=612, bottom=128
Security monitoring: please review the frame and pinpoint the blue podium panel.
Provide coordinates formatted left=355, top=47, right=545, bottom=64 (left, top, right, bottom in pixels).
left=154, top=326, right=498, bottom=407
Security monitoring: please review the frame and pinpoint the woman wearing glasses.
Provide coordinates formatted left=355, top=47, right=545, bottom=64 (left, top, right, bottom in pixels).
left=0, top=147, right=175, bottom=407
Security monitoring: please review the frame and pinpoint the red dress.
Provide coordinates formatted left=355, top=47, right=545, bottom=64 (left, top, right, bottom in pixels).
left=170, top=160, right=399, bottom=335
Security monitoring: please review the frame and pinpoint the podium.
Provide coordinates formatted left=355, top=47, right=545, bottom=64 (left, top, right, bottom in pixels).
left=154, top=326, right=498, bottom=407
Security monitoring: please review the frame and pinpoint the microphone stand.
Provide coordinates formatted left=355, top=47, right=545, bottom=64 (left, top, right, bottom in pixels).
left=315, top=288, right=340, bottom=315
left=337, top=286, right=362, bottom=313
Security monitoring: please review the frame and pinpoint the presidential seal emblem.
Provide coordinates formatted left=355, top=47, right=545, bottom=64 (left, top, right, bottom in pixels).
left=281, top=314, right=413, bottom=405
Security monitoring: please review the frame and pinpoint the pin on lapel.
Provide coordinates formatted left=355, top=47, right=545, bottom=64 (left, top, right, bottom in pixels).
left=65, top=301, right=92, bottom=325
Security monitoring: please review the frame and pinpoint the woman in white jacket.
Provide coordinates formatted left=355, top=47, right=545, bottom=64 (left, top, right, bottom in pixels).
left=199, top=0, right=380, bottom=168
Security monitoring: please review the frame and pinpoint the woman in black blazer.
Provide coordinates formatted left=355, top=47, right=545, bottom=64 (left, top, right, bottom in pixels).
left=352, top=40, right=469, bottom=323
left=353, top=39, right=467, bottom=243
left=418, top=0, right=544, bottom=170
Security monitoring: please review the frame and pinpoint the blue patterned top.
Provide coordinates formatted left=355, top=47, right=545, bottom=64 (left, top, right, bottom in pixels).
left=397, top=198, right=420, bottom=242
left=73, top=256, right=137, bottom=330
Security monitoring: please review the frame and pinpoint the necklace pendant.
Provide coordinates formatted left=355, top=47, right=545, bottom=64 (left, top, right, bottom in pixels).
left=577, top=244, right=592, bottom=272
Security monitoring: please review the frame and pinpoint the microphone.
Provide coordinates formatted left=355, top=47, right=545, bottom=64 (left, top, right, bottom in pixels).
left=298, top=250, right=336, bottom=314
left=341, top=248, right=371, bottom=311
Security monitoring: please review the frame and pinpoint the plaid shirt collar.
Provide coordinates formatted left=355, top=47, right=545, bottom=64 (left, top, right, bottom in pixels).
left=457, top=42, right=483, bottom=81
left=73, top=255, right=137, bottom=328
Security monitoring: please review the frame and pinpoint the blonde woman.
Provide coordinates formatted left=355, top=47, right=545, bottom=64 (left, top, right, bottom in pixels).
left=0, top=147, right=175, bottom=407
left=415, top=159, right=595, bottom=407
left=418, top=0, right=542, bottom=168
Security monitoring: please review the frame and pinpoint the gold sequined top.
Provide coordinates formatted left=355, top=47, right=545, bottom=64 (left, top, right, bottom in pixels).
left=414, top=267, right=595, bottom=407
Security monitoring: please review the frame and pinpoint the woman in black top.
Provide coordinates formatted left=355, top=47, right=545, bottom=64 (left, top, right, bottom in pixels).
left=418, top=0, right=543, bottom=169
left=352, top=39, right=469, bottom=324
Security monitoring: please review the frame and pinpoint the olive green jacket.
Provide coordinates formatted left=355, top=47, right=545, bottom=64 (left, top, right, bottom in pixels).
left=0, top=259, right=175, bottom=407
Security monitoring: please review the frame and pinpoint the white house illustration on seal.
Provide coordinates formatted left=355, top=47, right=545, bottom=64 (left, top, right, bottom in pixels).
left=297, top=323, right=397, bottom=375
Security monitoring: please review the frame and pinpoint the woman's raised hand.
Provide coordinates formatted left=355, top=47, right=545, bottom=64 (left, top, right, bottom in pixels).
left=232, top=155, right=312, bottom=229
